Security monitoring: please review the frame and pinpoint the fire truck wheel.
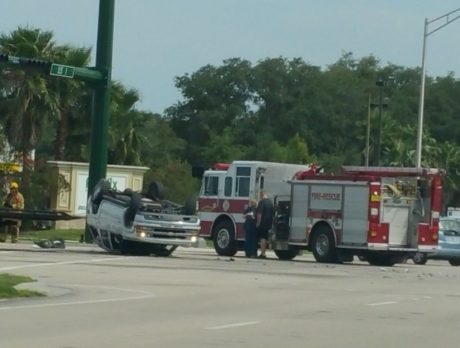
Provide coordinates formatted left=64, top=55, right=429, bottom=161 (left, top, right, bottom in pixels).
left=448, top=259, right=460, bottom=266
left=412, top=252, right=428, bottom=265
left=311, top=226, right=338, bottom=263
left=274, top=248, right=299, bottom=260
left=213, top=221, right=237, bottom=256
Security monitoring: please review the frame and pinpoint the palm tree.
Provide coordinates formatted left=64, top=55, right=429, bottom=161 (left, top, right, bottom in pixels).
left=49, top=45, right=92, bottom=160
left=108, top=82, right=144, bottom=165
left=0, top=27, right=60, bottom=200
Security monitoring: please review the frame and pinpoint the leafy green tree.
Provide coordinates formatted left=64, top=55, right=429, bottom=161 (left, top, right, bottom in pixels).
left=144, top=159, right=200, bottom=204
left=108, top=82, right=144, bottom=165
left=137, top=112, right=186, bottom=167
left=283, top=133, right=312, bottom=164
left=166, top=58, right=253, bottom=165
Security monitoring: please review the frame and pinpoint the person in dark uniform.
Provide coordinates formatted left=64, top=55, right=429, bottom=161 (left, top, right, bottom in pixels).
left=256, top=191, right=274, bottom=258
left=244, top=199, right=258, bottom=258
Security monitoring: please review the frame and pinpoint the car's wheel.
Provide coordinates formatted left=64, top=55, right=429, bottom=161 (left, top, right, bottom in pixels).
left=213, top=220, right=237, bottom=256
left=147, top=181, right=165, bottom=201
left=311, top=225, right=337, bottom=263
left=110, top=234, right=124, bottom=253
left=92, top=179, right=111, bottom=205
left=151, top=245, right=178, bottom=257
left=412, top=252, right=428, bottom=265
left=124, top=192, right=141, bottom=226
left=448, top=259, right=460, bottom=266
left=274, top=248, right=299, bottom=260
left=183, top=195, right=196, bottom=215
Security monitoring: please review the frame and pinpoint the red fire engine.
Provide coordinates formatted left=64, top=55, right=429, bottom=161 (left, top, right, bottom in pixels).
left=198, top=162, right=443, bottom=266
left=272, top=166, right=443, bottom=266
left=197, top=161, right=312, bottom=256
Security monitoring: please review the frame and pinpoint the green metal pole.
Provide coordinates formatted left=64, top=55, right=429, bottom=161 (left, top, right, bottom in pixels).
left=85, top=0, right=115, bottom=242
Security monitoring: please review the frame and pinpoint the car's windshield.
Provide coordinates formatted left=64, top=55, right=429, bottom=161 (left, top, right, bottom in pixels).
left=439, top=219, right=460, bottom=235
left=441, top=229, right=460, bottom=237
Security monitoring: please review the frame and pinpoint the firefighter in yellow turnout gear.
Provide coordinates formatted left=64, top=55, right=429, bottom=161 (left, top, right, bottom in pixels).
left=0, top=182, right=25, bottom=243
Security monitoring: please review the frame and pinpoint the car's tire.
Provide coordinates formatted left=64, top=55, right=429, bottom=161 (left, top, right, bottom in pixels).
left=213, top=220, right=237, bottom=256
left=92, top=179, right=111, bottom=205
left=311, top=225, right=337, bottom=263
left=412, top=252, right=428, bottom=265
left=274, top=248, right=299, bottom=260
left=183, top=195, right=197, bottom=215
left=124, top=192, right=141, bottom=226
left=147, top=181, right=165, bottom=201
left=448, top=259, right=460, bottom=266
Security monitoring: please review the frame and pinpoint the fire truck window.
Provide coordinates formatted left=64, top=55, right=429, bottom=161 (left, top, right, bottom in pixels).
left=224, top=177, right=232, bottom=196
left=235, top=167, right=251, bottom=197
left=236, top=167, right=251, bottom=176
left=204, top=176, right=219, bottom=196
left=236, top=177, right=250, bottom=197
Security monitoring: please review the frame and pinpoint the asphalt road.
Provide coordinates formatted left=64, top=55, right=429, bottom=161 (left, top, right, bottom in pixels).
left=1, top=242, right=460, bottom=348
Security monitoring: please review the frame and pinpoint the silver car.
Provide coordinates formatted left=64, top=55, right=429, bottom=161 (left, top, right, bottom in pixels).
left=86, top=179, right=200, bottom=256
left=412, top=217, right=460, bottom=266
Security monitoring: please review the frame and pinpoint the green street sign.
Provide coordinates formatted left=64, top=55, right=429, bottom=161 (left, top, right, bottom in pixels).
left=50, top=63, right=75, bottom=78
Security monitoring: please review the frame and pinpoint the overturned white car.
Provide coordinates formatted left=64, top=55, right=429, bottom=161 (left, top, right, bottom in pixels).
left=86, top=179, right=200, bottom=256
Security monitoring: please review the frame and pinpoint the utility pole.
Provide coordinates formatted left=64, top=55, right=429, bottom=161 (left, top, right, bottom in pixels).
left=416, top=8, right=460, bottom=168
left=375, top=78, right=384, bottom=166
left=85, top=0, right=115, bottom=242
left=365, top=95, right=371, bottom=167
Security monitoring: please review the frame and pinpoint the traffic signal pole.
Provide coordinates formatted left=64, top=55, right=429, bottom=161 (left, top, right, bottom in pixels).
left=0, top=0, right=115, bottom=243
left=85, top=0, right=115, bottom=242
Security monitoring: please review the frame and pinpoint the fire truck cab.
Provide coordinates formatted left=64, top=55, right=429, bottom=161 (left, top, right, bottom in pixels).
left=272, top=166, right=443, bottom=266
left=197, top=161, right=312, bottom=256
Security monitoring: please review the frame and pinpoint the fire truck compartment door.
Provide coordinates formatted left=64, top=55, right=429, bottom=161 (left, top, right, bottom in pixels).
left=341, top=185, right=369, bottom=244
left=289, top=183, right=310, bottom=241
left=382, top=204, right=410, bottom=245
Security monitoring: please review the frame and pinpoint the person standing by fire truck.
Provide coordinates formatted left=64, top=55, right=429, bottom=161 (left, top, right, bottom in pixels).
left=256, top=191, right=274, bottom=259
left=244, top=199, right=258, bottom=258
left=0, top=182, right=25, bottom=243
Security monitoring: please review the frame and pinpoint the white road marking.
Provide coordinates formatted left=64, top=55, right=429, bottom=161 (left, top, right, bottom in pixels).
left=0, top=284, right=155, bottom=310
left=0, top=256, right=126, bottom=272
left=206, top=321, right=260, bottom=330
left=366, top=301, right=398, bottom=306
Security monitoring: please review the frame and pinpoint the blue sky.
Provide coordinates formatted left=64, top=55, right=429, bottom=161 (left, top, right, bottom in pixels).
left=2, top=0, right=460, bottom=113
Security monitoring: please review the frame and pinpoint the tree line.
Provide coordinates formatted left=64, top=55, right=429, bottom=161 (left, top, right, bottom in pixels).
left=1, top=27, right=459, bottom=210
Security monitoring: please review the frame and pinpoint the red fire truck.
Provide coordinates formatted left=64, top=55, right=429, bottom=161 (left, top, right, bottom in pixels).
left=197, top=161, right=312, bottom=256
left=271, top=166, right=443, bottom=266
